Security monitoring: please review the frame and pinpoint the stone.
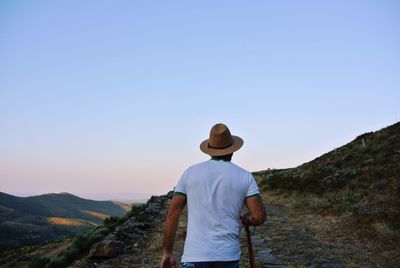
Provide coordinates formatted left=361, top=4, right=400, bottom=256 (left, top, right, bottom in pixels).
left=88, top=240, right=125, bottom=259
left=71, top=259, right=95, bottom=268
left=118, top=231, right=143, bottom=240
left=320, top=174, right=346, bottom=189
left=167, top=191, right=174, bottom=198
left=288, top=254, right=305, bottom=262
left=94, top=264, right=113, bottom=268
left=358, top=207, right=374, bottom=215
left=122, top=245, right=141, bottom=254
left=321, top=263, right=343, bottom=268
left=257, top=248, right=282, bottom=265
left=252, top=237, right=265, bottom=245
left=148, top=203, right=162, bottom=212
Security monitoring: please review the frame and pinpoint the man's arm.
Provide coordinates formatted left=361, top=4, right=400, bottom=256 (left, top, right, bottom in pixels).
left=160, top=195, right=186, bottom=268
left=242, top=194, right=266, bottom=226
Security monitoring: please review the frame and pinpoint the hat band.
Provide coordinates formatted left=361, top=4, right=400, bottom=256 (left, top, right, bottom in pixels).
left=207, top=141, right=233, bottom=150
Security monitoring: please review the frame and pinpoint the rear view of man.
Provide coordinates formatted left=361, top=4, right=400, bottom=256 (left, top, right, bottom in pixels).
left=160, top=123, right=266, bottom=268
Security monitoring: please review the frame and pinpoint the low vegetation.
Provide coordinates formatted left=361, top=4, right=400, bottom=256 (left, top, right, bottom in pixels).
left=33, top=226, right=110, bottom=268
left=0, top=192, right=129, bottom=254
left=254, top=122, right=400, bottom=238
left=0, top=203, right=147, bottom=268
left=31, top=203, right=147, bottom=268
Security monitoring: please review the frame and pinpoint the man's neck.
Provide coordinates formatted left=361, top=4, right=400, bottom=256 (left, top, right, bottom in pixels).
left=211, top=158, right=230, bottom=162
left=211, top=154, right=233, bottom=162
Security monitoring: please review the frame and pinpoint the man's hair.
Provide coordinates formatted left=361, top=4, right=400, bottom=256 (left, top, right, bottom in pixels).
left=211, top=153, right=233, bottom=161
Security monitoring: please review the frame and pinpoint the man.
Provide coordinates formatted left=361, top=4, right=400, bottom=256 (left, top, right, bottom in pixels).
left=160, top=123, right=266, bottom=268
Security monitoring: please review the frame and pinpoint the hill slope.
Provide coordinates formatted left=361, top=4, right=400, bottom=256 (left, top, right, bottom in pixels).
left=254, top=122, right=400, bottom=231
left=0, top=192, right=130, bottom=253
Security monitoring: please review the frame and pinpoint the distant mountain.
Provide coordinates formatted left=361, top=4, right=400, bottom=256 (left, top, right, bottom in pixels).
left=77, top=192, right=151, bottom=203
left=0, top=192, right=130, bottom=253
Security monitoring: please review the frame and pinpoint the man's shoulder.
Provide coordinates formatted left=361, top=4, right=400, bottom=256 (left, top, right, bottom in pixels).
left=228, top=162, right=252, bottom=175
left=189, top=160, right=251, bottom=175
left=188, top=160, right=212, bottom=170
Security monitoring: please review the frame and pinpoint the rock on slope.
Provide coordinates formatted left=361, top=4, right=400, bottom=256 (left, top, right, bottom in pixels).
left=71, top=194, right=174, bottom=268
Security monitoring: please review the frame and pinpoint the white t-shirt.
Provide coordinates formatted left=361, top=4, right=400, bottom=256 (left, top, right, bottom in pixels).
left=174, top=159, right=260, bottom=262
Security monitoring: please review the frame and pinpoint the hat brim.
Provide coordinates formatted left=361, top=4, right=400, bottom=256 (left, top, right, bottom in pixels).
left=199, top=136, right=244, bottom=156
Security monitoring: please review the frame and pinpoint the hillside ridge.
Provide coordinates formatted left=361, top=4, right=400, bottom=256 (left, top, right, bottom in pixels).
left=253, top=122, right=399, bottom=226
left=0, top=192, right=130, bottom=254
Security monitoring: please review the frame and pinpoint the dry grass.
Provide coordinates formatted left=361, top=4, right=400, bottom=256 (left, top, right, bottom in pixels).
left=34, top=240, right=72, bottom=258
left=81, top=210, right=110, bottom=220
left=111, top=201, right=132, bottom=212
left=47, top=217, right=85, bottom=226
left=372, top=222, right=400, bottom=238
left=261, top=190, right=400, bottom=267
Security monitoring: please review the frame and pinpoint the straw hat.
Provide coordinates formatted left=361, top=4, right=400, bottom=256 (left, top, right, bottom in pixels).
left=200, top=123, right=244, bottom=156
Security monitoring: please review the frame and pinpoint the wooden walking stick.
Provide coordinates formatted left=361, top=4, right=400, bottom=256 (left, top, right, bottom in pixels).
left=245, top=223, right=256, bottom=268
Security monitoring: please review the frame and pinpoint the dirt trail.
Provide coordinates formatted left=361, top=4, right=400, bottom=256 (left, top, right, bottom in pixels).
left=239, top=191, right=377, bottom=268
left=131, top=190, right=380, bottom=267
left=76, top=191, right=388, bottom=267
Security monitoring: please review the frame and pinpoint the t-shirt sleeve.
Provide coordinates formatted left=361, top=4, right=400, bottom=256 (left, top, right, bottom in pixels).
left=174, top=168, right=189, bottom=196
left=246, top=173, right=260, bottom=198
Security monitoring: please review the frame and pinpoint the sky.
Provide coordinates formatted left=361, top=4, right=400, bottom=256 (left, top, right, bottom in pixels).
left=0, top=1, right=399, bottom=198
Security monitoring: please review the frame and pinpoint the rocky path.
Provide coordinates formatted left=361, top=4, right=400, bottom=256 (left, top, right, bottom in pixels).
left=74, top=191, right=382, bottom=268
left=239, top=191, right=377, bottom=268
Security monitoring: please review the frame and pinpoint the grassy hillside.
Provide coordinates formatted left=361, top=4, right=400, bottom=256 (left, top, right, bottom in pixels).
left=24, top=192, right=128, bottom=223
left=0, top=197, right=153, bottom=268
left=0, top=192, right=130, bottom=254
left=254, top=122, right=400, bottom=235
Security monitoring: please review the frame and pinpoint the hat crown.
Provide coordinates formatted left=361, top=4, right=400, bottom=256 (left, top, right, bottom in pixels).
left=208, top=123, right=233, bottom=149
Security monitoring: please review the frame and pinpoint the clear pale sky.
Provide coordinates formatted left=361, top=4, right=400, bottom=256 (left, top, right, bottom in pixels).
left=0, top=1, right=399, bottom=197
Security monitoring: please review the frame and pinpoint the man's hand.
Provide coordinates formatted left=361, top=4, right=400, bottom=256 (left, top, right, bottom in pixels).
left=243, top=195, right=266, bottom=226
left=240, top=212, right=252, bottom=226
left=160, top=253, right=177, bottom=268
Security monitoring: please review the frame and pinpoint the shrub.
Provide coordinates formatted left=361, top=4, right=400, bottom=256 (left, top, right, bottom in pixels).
left=45, top=256, right=68, bottom=268
left=372, top=222, right=400, bottom=238
left=344, top=194, right=357, bottom=205
left=87, top=227, right=108, bottom=245
left=374, top=179, right=389, bottom=190
left=103, top=203, right=147, bottom=228
left=396, top=186, right=400, bottom=198
left=103, top=216, right=119, bottom=226
left=62, top=246, right=79, bottom=260
left=37, top=226, right=111, bottom=268
left=127, top=204, right=147, bottom=217
left=71, top=235, right=87, bottom=252
left=29, top=256, right=50, bottom=268
left=265, top=172, right=296, bottom=190
left=264, top=168, right=334, bottom=194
